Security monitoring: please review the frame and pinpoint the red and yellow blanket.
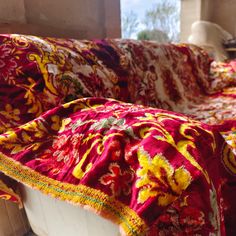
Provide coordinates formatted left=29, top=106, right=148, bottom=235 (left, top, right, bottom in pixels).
left=0, top=34, right=235, bottom=235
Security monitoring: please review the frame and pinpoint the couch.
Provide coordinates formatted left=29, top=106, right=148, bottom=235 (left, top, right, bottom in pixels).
left=0, top=34, right=235, bottom=236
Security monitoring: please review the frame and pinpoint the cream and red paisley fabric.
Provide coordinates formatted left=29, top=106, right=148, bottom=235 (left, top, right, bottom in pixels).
left=0, top=34, right=235, bottom=125
left=208, top=60, right=236, bottom=93
left=0, top=34, right=235, bottom=235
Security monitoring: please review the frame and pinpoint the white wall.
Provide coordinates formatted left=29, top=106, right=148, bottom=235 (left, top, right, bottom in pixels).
left=208, top=0, right=236, bottom=36
left=0, top=0, right=26, bottom=23
left=181, top=0, right=236, bottom=42
left=180, top=0, right=201, bottom=42
left=0, top=0, right=121, bottom=39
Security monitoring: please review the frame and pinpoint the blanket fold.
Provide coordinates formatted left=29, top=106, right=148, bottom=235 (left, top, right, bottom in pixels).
left=0, top=34, right=235, bottom=235
left=0, top=97, right=235, bottom=235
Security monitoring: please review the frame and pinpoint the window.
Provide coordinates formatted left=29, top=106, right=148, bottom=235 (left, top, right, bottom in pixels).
left=121, top=0, right=180, bottom=42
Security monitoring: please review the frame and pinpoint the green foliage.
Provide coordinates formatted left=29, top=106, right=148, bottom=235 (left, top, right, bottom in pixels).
left=137, top=29, right=169, bottom=42
left=143, top=1, right=180, bottom=42
left=121, top=0, right=180, bottom=42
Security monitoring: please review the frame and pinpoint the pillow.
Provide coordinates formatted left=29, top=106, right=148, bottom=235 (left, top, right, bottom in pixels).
left=188, top=21, right=232, bottom=61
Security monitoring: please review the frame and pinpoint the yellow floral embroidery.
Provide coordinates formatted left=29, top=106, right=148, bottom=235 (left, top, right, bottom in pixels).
left=0, top=104, right=20, bottom=121
left=22, top=77, right=43, bottom=116
left=0, top=119, right=46, bottom=154
left=136, top=147, right=191, bottom=206
left=135, top=113, right=211, bottom=183
left=0, top=179, right=22, bottom=205
left=59, top=118, right=71, bottom=133
left=51, top=115, right=60, bottom=131
left=221, top=129, right=236, bottom=154
left=222, top=144, right=236, bottom=175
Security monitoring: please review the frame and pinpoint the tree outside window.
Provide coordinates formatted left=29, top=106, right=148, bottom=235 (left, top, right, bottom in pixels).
left=121, top=0, right=180, bottom=43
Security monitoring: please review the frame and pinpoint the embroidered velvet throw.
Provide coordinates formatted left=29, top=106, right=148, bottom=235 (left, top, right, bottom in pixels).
left=0, top=34, right=235, bottom=235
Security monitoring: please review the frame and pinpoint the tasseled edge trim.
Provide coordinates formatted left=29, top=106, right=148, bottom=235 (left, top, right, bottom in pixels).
left=0, top=152, right=148, bottom=236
